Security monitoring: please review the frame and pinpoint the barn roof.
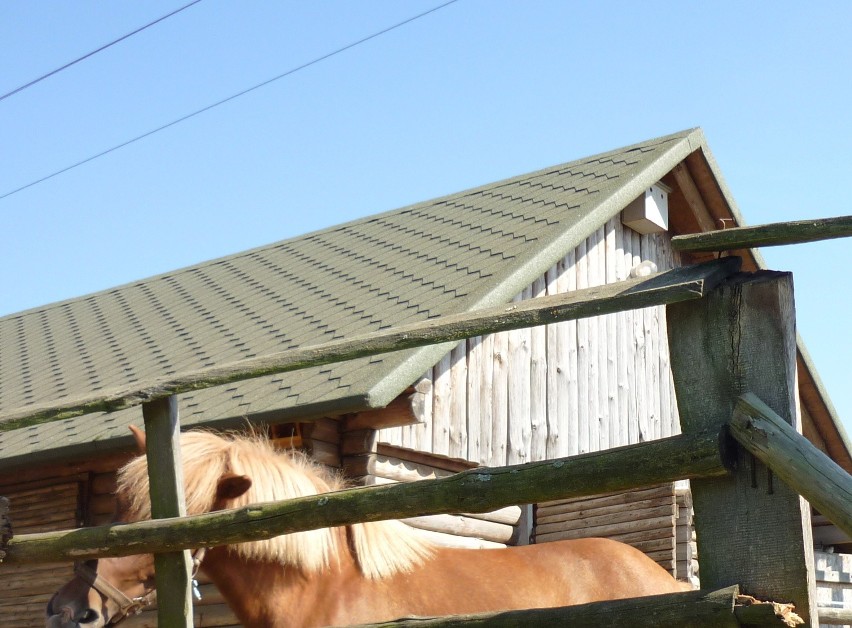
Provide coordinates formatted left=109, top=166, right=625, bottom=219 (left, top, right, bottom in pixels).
left=0, top=128, right=847, bottom=471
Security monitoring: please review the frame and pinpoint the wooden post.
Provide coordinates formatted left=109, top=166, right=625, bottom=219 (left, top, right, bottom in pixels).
left=667, top=271, right=817, bottom=626
left=731, top=393, right=852, bottom=541
left=142, top=396, right=194, bottom=628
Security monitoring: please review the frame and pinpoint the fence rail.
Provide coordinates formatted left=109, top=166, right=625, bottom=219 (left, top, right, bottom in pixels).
left=0, top=257, right=741, bottom=432
left=3, top=430, right=728, bottom=564
left=671, top=215, right=852, bottom=252
left=346, top=586, right=803, bottom=628
left=7, top=257, right=852, bottom=627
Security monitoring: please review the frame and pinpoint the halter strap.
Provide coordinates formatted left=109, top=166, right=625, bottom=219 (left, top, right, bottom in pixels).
left=74, top=548, right=207, bottom=625
left=74, top=561, right=154, bottom=623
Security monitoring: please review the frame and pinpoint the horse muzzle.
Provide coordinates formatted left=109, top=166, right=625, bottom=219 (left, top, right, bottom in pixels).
left=45, top=600, right=106, bottom=627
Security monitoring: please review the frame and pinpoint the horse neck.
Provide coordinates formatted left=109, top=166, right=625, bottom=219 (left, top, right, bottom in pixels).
left=199, top=533, right=368, bottom=628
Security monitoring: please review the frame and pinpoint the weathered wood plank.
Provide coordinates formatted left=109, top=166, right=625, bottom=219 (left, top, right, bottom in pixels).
left=448, top=343, right=468, bottom=459
left=345, top=586, right=804, bottom=627
left=730, top=392, right=852, bottom=542
left=604, top=217, right=620, bottom=448
left=475, top=333, right=493, bottom=465
left=490, top=328, right=509, bottom=466
left=141, top=397, right=193, bottom=628
left=667, top=271, right=818, bottom=626
left=507, top=290, right=531, bottom=464
left=544, top=262, right=562, bottom=458
left=529, top=276, right=547, bottom=462
left=466, top=336, right=483, bottom=463
left=431, top=352, right=452, bottom=456
left=671, top=215, right=852, bottom=252
left=3, top=430, right=729, bottom=564
left=0, top=257, right=742, bottom=431
left=576, top=236, right=591, bottom=454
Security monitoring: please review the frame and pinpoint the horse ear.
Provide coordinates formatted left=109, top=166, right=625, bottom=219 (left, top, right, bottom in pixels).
left=217, top=473, right=252, bottom=501
left=128, top=425, right=147, bottom=453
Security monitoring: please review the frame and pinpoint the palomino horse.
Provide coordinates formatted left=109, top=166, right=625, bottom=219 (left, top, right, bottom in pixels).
left=47, top=428, right=690, bottom=627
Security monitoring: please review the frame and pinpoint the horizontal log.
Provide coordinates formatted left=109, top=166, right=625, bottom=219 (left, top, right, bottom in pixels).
left=376, top=444, right=477, bottom=474
left=303, top=417, right=341, bottom=443
left=536, top=526, right=673, bottom=547
left=0, top=257, right=741, bottom=431
left=2, top=430, right=730, bottom=564
left=730, top=393, right=852, bottom=541
left=818, top=607, right=852, bottom=625
left=536, top=496, right=676, bottom=526
left=367, top=477, right=522, bottom=526
left=347, top=586, right=804, bottom=627
left=346, top=389, right=425, bottom=431
left=535, top=498, right=676, bottom=526
left=534, top=515, right=676, bottom=543
left=538, top=484, right=673, bottom=512
left=408, top=528, right=505, bottom=549
left=671, top=215, right=852, bottom=253
left=371, top=457, right=460, bottom=482
left=634, top=538, right=676, bottom=555
left=305, top=438, right=340, bottom=468
left=402, top=514, right=515, bottom=544
left=535, top=505, right=676, bottom=535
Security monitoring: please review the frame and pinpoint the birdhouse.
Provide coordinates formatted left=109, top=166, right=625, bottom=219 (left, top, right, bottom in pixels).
left=621, top=182, right=671, bottom=234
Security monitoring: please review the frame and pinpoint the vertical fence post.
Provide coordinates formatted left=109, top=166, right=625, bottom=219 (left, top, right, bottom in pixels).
left=142, top=395, right=194, bottom=628
left=667, top=271, right=817, bottom=626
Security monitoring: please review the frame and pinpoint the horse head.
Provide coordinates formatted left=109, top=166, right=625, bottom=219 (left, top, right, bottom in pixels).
left=45, top=555, right=157, bottom=627
left=45, top=427, right=252, bottom=627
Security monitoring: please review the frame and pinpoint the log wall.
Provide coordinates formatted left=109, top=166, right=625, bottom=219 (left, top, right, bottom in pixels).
left=379, top=218, right=681, bottom=465
left=0, top=478, right=79, bottom=627
left=0, top=422, right=341, bottom=628
left=533, top=483, right=679, bottom=576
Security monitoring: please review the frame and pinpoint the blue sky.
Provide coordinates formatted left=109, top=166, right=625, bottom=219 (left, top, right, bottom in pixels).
left=1, top=1, right=849, bottom=432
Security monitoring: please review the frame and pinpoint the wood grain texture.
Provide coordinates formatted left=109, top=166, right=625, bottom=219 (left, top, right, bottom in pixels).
left=667, top=272, right=818, bottom=626
left=142, top=397, right=194, bottom=628
left=346, top=586, right=804, bottom=628
left=4, top=430, right=728, bottom=564
left=731, top=392, right=852, bottom=543
left=671, top=215, right=852, bottom=252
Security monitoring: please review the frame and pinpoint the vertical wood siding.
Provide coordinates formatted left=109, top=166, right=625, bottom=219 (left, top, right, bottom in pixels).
left=381, top=226, right=681, bottom=465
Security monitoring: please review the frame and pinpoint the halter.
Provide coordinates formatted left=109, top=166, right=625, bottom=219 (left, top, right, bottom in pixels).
left=73, top=548, right=206, bottom=625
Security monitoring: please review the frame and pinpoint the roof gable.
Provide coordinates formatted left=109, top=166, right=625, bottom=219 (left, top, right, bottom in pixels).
left=0, top=129, right=704, bottom=466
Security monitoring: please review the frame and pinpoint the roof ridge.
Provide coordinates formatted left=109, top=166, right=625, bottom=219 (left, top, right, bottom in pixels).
left=0, top=129, right=699, bottom=323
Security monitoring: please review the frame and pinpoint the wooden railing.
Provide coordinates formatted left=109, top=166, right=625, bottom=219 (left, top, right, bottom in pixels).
left=2, top=214, right=852, bottom=626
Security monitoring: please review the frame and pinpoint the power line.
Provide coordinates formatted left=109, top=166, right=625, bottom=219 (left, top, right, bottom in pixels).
left=0, top=0, right=203, bottom=103
left=1, top=0, right=459, bottom=202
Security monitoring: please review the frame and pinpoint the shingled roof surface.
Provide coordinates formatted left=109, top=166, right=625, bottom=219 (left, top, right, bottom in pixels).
left=0, top=130, right=704, bottom=467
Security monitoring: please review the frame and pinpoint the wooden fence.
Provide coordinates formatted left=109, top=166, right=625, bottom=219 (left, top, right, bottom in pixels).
left=2, top=217, right=852, bottom=627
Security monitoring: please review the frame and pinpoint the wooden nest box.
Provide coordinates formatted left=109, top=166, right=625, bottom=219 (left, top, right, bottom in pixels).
left=622, top=181, right=671, bottom=234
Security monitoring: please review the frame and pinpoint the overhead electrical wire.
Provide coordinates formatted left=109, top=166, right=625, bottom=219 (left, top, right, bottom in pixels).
left=0, top=0, right=203, bottom=103
left=1, top=0, right=460, bottom=202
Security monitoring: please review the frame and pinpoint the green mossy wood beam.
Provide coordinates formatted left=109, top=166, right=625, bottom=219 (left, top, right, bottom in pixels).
left=142, top=397, right=194, bottom=628
left=0, top=257, right=741, bottom=431
left=2, top=430, right=728, bottom=564
left=731, top=393, right=852, bottom=542
left=667, top=271, right=818, bottom=626
left=671, top=215, right=852, bottom=253
left=347, top=586, right=804, bottom=628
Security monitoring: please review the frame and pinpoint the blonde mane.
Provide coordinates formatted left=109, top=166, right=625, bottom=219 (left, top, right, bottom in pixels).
left=116, top=429, right=433, bottom=579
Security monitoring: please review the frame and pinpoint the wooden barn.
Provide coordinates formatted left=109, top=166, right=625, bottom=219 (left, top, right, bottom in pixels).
left=1, top=128, right=849, bottom=627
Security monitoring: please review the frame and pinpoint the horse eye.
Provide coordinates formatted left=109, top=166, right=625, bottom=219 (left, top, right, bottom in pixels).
left=79, top=608, right=100, bottom=623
